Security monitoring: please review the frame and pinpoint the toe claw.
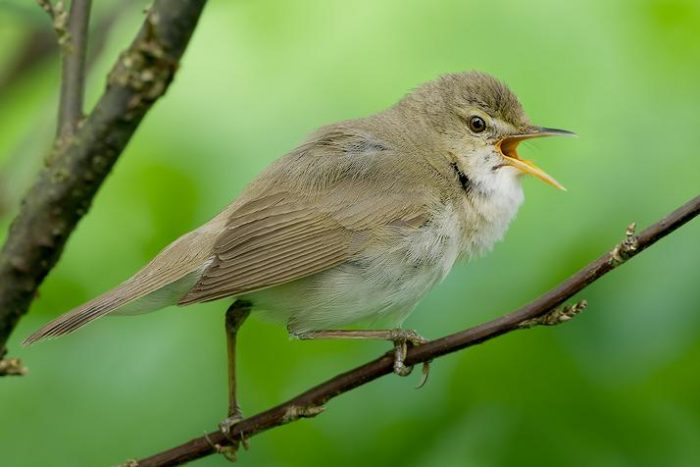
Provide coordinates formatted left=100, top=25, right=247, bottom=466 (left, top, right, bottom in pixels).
left=390, top=329, right=429, bottom=381
left=415, top=361, right=431, bottom=389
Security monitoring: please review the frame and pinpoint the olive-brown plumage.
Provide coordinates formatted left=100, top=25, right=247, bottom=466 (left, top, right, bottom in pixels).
left=25, top=71, right=572, bottom=345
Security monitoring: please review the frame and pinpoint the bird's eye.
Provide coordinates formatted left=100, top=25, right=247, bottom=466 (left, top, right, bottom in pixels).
left=468, top=116, right=486, bottom=133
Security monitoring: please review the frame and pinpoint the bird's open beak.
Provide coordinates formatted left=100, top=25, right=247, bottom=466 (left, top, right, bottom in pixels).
left=496, top=126, right=575, bottom=191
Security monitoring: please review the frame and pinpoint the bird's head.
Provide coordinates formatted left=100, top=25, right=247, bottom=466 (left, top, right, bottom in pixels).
left=398, top=71, right=574, bottom=192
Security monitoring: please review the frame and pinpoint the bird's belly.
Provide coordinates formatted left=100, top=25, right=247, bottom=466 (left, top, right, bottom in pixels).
left=248, top=256, right=451, bottom=333
left=247, top=210, right=465, bottom=333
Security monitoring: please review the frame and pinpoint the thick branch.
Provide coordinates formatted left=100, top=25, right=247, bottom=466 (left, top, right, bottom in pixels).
left=134, top=194, right=700, bottom=467
left=0, top=0, right=208, bottom=354
left=56, top=0, right=92, bottom=139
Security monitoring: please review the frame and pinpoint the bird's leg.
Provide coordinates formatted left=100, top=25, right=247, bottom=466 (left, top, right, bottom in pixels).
left=219, top=300, right=251, bottom=438
left=295, top=329, right=431, bottom=386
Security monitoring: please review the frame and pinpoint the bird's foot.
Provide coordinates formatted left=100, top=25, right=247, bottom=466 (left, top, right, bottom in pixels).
left=388, top=329, right=431, bottom=387
left=214, top=410, right=248, bottom=463
left=294, top=327, right=432, bottom=387
left=205, top=431, right=240, bottom=463
left=219, top=409, right=243, bottom=439
left=219, top=413, right=243, bottom=438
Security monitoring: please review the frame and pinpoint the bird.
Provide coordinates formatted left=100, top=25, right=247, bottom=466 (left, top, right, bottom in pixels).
left=24, top=71, right=574, bottom=432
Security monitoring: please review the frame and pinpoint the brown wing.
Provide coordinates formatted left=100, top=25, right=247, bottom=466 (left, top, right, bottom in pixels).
left=179, top=126, right=440, bottom=305
left=178, top=193, right=357, bottom=304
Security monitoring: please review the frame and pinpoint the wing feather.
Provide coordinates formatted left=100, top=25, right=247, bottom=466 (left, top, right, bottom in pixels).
left=179, top=200, right=354, bottom=304
left=179, top=126, right=438, bottom=305
left=207, top=232, right=346, bottom=282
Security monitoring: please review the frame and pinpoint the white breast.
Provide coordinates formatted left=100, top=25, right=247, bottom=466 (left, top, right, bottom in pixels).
left=459, top=173, right=524, bottom=257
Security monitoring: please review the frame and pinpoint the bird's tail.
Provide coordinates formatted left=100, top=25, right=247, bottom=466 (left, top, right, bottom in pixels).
left=22, top=213, right=226, bottom=346
left=22, top=268, right=201, bottom=346
left=23, top=284, right=139, bottom=345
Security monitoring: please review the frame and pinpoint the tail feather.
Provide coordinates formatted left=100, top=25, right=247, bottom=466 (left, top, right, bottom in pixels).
left=22, top=288, right=135, bottom=345
left=23, top=268, right=203, bottom=346
left=23, top=211, right=225, bottom=346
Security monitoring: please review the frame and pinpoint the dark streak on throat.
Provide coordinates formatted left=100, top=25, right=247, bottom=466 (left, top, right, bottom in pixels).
left=450, top=161, right=471, bottom=194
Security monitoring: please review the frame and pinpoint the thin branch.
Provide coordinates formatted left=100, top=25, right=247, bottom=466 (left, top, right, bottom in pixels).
left=133, top=194, right=700, bottom=467
left=56, top=0, right=92, bottom=139
left=0, top=0, right=138, bottom=99
left=0, top=0, right=143, bottom=221
left=0, top=0, right=208, bottom=356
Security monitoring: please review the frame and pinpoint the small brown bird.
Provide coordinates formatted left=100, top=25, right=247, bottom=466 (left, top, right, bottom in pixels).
left=25, top=71, right=573, bottom=431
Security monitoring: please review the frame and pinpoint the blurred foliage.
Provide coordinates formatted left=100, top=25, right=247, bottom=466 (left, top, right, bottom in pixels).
left=1, top=0, right=699, bottom=466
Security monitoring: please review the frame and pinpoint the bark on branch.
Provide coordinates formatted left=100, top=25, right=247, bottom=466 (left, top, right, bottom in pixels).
left=132, top=194, right=700, bottom=467
left=0, top=0, right=208, bottom=356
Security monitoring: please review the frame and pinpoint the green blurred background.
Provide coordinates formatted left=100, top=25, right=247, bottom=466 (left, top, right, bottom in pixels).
left=1, top=0, right=699, bottom=465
